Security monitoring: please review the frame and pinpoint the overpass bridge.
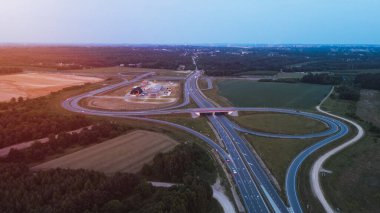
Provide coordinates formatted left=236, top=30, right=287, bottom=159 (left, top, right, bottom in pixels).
left=190, top=108, right=239, bottom=118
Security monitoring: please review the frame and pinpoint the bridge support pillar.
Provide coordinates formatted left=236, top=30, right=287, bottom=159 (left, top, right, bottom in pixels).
left=228, top=111, right=239, bottom=117
left=191, top=112, right=201, bottom=118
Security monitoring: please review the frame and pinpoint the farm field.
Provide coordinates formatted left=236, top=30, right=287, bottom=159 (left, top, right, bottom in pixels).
left=0, top=72, right=102, bottom=102
left=216, top=80, right=332, bottom=110
left=232, top=112, right=328, bottom=135
left=33, top=130, right=179, bottom=174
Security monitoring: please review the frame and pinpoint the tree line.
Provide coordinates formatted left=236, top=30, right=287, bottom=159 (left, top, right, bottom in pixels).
left=301, top=73, right=343, bottom=85
left=300, top=72, right=380, bottom=101
left=198, top=46, right=380, bottom=76
left=2, top=121, right=129, bottom=164
left=141, top=143, right=216, bottom=184
left=0, top=92, right=91, bottom=148
left=0, top=145, right=215, bottom=213
left=355, top=73, right=380, bottom=91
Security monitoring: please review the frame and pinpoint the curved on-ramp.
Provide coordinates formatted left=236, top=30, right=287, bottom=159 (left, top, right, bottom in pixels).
left=62, top=71, right=355, bottom=213
left=311, top=89, right=365, bottom=213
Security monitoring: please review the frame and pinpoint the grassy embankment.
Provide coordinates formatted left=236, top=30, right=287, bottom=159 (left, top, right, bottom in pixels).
left=233, top=112, right=328, bottom=135
left=316, top=92, right=380, bottom=212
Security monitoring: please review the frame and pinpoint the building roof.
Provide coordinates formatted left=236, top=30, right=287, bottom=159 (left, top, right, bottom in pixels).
left=130, top=87, right=143, bottom=95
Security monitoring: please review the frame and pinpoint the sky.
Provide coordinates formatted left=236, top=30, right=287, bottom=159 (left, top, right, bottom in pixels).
left=0, top=0, right=379, bottom=45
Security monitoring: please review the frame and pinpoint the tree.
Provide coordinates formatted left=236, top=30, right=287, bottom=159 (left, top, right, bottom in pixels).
left=6, top=149, right=25, bottom=163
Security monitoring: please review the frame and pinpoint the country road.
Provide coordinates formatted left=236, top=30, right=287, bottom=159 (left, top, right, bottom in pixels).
left=311, top=88, right=365, bottom=213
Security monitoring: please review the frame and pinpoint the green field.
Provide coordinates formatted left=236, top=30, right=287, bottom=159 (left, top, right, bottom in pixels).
left=320, top=93, right=380, bottom=212
left=216, top=80, right=332, bottom=110
left=233, top=112, right=328, bottom=135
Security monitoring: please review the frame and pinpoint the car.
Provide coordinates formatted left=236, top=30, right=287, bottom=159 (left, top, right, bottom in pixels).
left=232, top=169, right=237, bottom=174
left=226, top=158, right=230, bottom=162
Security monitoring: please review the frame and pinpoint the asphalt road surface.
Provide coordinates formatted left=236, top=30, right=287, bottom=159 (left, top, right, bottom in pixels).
left=62, top=68, right=350, bottom=213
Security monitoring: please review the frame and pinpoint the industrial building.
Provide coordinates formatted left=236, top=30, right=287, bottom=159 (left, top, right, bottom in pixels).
left=127, top=81, right=176, bottom=98
left=130, top=87, right=143, bottom=95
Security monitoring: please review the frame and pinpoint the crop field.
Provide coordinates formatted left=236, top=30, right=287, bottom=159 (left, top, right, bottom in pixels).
left=233, top=112, right=328, bottom=135
left=216, top=80, right=332, bottom=110
left=0, top=72, right=102, bottom=102
left=33, top=130, right=179, bottom=174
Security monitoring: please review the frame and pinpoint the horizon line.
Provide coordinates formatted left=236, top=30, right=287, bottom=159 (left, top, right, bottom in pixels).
left=1, top=42, right=380, bottom=48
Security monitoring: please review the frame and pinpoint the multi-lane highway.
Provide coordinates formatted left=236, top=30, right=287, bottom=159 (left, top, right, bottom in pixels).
left=62, top=68, right=350, bottom=213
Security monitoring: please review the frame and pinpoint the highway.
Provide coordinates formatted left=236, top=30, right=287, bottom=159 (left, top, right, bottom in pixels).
left=62, top=68, right=351, bottom=213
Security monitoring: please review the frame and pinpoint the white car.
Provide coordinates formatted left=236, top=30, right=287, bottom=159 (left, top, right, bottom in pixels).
left=232, top=169, right=238, bottom=174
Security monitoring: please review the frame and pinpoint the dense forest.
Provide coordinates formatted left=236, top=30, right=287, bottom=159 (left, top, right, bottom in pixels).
left=142, top=143, right=216, bottom=184
left=299, top=71, right=380, bottom=101
left=355, top=73, right=380, bottom=91
left=334, top=85, right=360, bottom=101
left=0, top=67, right=22, bottom=75
left=0, top=95, right=91, bottom=148
left=0, top=163, right=215, bottom=213
left=301, top=73, right=343, bottom=85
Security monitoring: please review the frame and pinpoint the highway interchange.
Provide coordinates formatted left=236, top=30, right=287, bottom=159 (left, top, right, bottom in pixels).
left=62, top=66, right=351, bottom=213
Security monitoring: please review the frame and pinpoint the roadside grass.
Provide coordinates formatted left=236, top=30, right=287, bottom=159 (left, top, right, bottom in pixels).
left=296, top=122, right=357, bottom=212
left=202, top=79, right=232, bottom=107
left=321, top=95, right=357, bottom=117
left=148, top=114, right=218, bottom=142
left=198, top=78, right=209, bottom=90
left=213, top=80, right=332, bottom=110
left=244, top=134, right=321, bottom=200
left=231, top=112, right=328, bottom=135
left=46, top=78, right=119, bottom=115
left=317, top=94, right=380, bottom=212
